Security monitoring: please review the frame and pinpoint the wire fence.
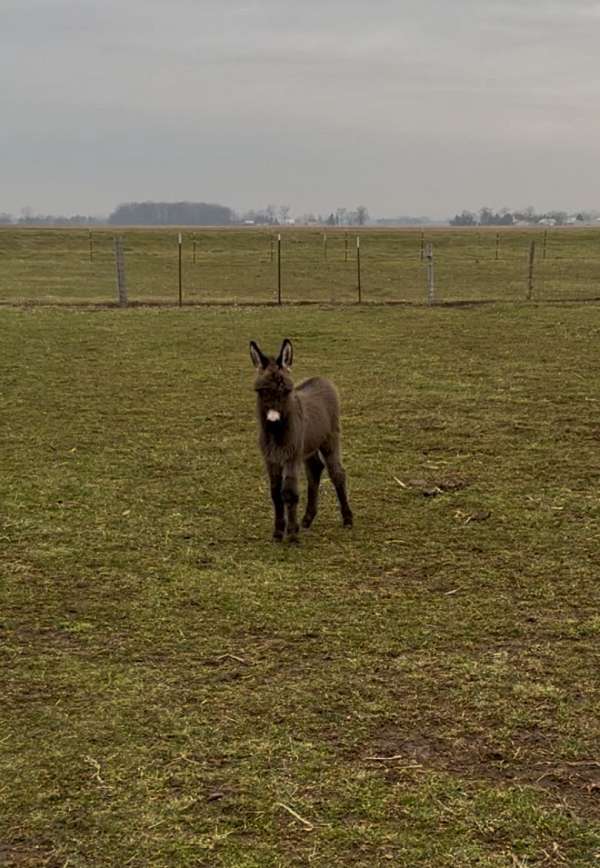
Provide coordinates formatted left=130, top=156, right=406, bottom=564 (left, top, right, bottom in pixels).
left=1, top=227, right=599, bottom=306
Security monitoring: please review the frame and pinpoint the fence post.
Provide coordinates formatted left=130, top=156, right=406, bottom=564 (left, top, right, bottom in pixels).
left=542, top=230, right=547, bottom=260
left=495, top=232, right=500, bottom=261
left=323, top=233, right=328, bottom=260
left=527, top=240, right=536, bottom=299
left=178, top=233, right=183, bottom=307
left=356, top=236, right=362, bottom=303
left=114, top=237, right=127, bottom=307
left=420, top=230, right=425, bottom=261
left=277, top=233, right=282, bottom=304
left=426, top=242, right=435, bottom=305
left=344, top=232, right=349, bottom=262
left=88, top=229, right=93, bottom=263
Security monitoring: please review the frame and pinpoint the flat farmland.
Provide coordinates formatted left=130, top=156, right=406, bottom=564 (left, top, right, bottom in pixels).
left=1, top=226, right=600, bottom=305
left=1, top=302, right=600, bottom=866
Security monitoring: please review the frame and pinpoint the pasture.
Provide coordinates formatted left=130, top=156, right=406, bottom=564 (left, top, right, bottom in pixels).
left=1, top=225, right=600, bottom=305
left=1, top=301, right=600, bottom=866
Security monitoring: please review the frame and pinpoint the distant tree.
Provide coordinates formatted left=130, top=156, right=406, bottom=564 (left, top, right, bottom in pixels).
left=326, top=213, right=336, bottom=226
left=450, top=210, right=477, bottom=226
left=264, top=204, right=278, bottom=224
left=279, top=205, right=291, bottom=223
left=0, top=212, right=12, bottom=224
left=497, top=208, right=514, bottom=226
left=335, top=207, right=349, bottom=225
left=513, top=206, right=537, bottom=224
left=544, top=210, right=568, bottom=226
left=479, top=207, right=514, bottom=226
left=355, top=205, right=369, bottom=226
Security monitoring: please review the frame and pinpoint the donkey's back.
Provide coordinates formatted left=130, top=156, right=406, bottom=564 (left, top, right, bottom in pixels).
left=295, top=376, right=341, bottom=457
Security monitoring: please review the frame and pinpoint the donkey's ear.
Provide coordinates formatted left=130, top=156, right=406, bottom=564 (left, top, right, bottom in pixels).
left=250, top=341, right=268, bottom=369
left=277, top=338, right=293, bottom=369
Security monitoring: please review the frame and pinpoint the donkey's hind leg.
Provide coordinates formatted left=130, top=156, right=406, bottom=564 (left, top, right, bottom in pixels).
left=302, top=453, right=325, bottom=529
left=321, top=439, right=353, bottom=527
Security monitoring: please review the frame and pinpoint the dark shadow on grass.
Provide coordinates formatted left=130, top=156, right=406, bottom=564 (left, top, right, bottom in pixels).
left=1, top=297, right=599, bottom=310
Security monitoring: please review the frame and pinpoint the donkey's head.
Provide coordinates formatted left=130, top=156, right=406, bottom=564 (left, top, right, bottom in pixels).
left=250, top=339, right=294, bottom=423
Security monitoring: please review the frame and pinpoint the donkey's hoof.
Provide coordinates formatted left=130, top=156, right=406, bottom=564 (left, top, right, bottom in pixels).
left=287, top=532, right=300, bottom=544
left=343, top=514, right=354, bottom=528
left=273, top=530, right=284, bottom=542
left=301, top=515, right=314, bottom=529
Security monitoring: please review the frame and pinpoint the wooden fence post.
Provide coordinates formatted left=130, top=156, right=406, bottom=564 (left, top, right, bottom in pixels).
left=426, top=242, right=435, bottom=305
left=114, top=237, right=127, bottom=307
left=420, top=230, right=425, bottom=261
left=495, top=232, right=500, bottom=261
left=344, top=232, right=349, bottom=262
left=323, top=233, right=328, bottom=260
left=527, top=240, right=536, bottom=299
left=88, top=230, right=93, bottom=263
left=542, top=230, right=548, bottom=260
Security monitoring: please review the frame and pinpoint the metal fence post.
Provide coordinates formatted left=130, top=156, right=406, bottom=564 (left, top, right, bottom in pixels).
left=178, top=233, right=183, bottom=307
left=426, top=242, right=435, bottom=305
left=277, top=233, right=282, bottom=304
left=114, top=237, right=127, bottom=307
left=527, top=240, right=536, bottom=300
left=356, top=236, right=362, bottom=303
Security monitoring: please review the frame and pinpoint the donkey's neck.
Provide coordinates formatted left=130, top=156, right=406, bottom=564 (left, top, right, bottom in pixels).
left=258, top=393, right=302, bottom=458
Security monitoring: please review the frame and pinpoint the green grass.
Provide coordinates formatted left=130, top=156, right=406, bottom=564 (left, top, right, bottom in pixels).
left=1, top=303, right=600, bottom=866
left=1, top=226, right=600, bottom=305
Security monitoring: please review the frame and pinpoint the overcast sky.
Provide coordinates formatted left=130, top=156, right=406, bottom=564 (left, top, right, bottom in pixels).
left=2, top=0, right=600, bottom=217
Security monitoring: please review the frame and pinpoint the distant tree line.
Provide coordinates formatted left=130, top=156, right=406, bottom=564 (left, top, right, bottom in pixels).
left=450, top=206, right=597, bottom=226
left=108, top=201, right=234, bottom=226
left=0, top=211, right=102, bottom=226
left=239, top=205, right=371, bottom=226
left=3, top=202, right=597, bottom=229
left=376, top=216, right=433, bottom=226
left=303, top=206, right=370, bottom=226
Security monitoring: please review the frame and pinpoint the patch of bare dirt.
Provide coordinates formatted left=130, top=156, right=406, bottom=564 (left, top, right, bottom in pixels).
left=362, top=726, right=600, bottom=815
left=0, top=842, right=60, bottom=867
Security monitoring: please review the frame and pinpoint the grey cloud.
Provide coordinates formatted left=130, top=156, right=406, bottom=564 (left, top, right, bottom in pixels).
left=2, top=0, right=600, bottom=215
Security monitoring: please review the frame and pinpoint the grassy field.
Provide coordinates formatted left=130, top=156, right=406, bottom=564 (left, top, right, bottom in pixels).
left=1, top=226, right=600, bottom=305
left=1, top=302, right=600, bottom=866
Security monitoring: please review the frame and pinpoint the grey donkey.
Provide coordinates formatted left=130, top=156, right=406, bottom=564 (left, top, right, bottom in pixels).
left=250, top=338, right=353, bottom=543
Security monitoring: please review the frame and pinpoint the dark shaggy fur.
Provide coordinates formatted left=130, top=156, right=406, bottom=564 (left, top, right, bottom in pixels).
left=250, top=338, right=353, bottom=543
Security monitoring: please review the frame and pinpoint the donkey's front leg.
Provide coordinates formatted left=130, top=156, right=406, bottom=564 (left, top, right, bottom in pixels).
left=282, top=462, right=301, bottom=543
left=267, top=462, right=285, bottom=541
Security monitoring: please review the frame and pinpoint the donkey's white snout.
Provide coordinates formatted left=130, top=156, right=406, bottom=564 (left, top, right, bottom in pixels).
left=267, top=410, right=281, bottom=422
